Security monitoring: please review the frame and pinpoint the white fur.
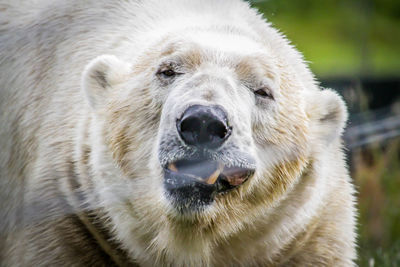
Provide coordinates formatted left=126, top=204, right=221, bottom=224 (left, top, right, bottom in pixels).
left=0, top=0, right=356, bottom=266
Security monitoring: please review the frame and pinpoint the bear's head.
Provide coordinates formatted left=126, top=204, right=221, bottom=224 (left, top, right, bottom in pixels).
left=81, top=24, right=347, bottom=261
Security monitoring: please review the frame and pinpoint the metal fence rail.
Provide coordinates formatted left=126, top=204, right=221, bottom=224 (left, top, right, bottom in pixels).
left=344, top=113, right=400, bottom=149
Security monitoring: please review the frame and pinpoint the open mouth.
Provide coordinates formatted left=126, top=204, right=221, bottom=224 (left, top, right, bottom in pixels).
left=163, top=157, right=255, bottom=211
left=167, top=159, right=253, bottom=187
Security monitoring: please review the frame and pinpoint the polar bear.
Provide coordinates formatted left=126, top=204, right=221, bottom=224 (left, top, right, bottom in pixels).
left=0, top=0, right=356, bottom=266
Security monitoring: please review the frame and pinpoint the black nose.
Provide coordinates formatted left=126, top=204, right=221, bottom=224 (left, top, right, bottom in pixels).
left=177, top=105, right=231, bottom=149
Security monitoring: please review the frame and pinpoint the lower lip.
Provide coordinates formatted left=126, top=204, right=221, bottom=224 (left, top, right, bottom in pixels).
left=163, top=168, right=218, bottom=209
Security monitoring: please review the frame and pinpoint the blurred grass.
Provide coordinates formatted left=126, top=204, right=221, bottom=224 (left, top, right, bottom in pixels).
left=353, top=139, right=400, bottom=266
left=252, top=0, right=400, bottom=78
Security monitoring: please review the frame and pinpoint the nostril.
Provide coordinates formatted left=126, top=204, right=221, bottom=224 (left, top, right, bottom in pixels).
left=207, top=121, right=228, bottom=139
left=179, top=117, right=201, bottom=145
left=180, top=117, right=201, bottom=133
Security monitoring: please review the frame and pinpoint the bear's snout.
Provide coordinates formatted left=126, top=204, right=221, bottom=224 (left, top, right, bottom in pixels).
left=176, top=104, right=232, bottom=149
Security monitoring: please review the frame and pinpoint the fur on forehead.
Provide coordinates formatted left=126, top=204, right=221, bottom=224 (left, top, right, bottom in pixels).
left=154, top=25, right=267, bottom=58
left=151, top=34, right=280, bottom=84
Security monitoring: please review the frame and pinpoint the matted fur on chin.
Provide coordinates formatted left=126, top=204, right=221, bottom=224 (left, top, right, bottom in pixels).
left=0, top=0, right=356, bottom=266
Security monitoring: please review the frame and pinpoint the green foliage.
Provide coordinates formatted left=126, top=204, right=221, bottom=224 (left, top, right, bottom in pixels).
left=250, top=0, right=400, bottom=78
left=352, top=139, right=400, bottom=266
left=358, top=242, right=400, bottom=267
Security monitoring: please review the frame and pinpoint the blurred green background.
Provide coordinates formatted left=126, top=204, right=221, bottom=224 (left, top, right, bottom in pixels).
left=249, top=0, right=400, bottom=266
left=252, top=0, right=400, bottom=78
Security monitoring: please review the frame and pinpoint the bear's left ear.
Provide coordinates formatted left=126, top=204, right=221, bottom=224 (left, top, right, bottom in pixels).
left=306, top=88, right=348, bottom=144
left=82, top=55, right=131, bottom=109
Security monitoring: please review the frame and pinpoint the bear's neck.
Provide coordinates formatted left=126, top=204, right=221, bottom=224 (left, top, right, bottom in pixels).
left=69, top=113, right=136, bottom=266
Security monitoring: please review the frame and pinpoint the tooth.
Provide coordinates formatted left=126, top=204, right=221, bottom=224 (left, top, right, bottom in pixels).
left=168, top=163, right=178, bottom=172
left=204, top=163, right=224, bottom=185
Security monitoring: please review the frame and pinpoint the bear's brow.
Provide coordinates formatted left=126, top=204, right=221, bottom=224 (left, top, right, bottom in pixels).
left=235, top=56, right=264, bottom=80
left=236, top=55, right=278, bottom=81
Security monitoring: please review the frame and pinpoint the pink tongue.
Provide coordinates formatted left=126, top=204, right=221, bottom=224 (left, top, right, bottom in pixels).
left=221, top=166, right=249, bottom=186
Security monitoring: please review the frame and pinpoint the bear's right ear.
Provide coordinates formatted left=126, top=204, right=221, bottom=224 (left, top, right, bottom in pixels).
left=82, top=55, right=131, bottom=109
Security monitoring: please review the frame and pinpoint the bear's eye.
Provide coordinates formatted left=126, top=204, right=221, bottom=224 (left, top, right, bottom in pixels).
left=254, top=88, right=274, bottom=100
left=160, top=69, right=176, bottom=77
